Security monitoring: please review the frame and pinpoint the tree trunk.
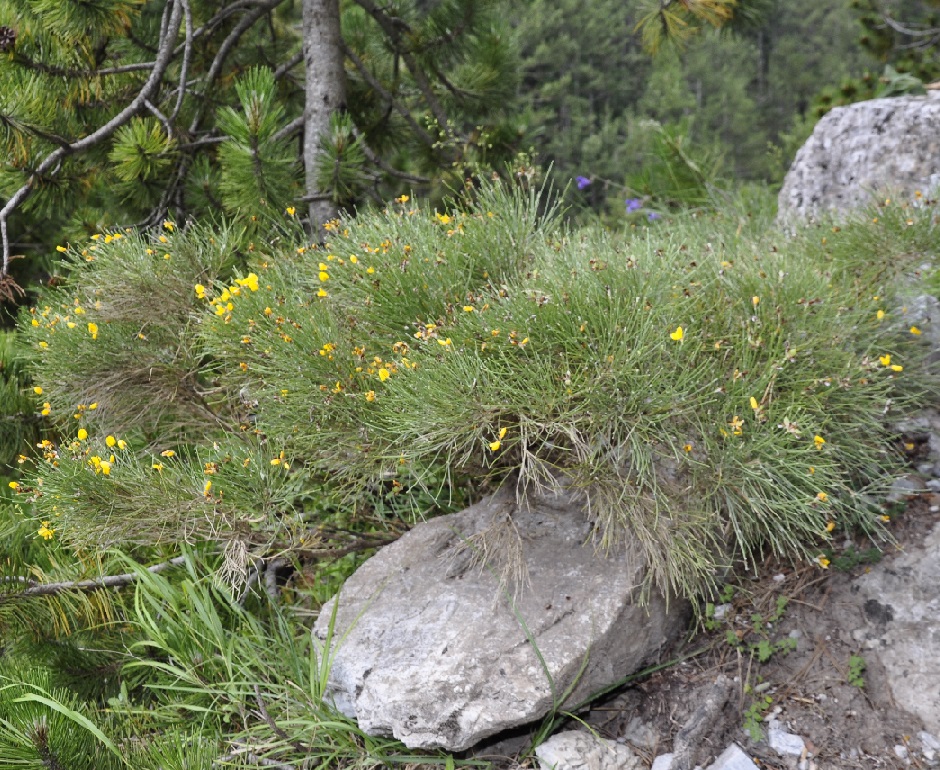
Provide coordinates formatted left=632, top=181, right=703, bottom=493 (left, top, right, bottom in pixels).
left=303, top=0, right=347, bottom=235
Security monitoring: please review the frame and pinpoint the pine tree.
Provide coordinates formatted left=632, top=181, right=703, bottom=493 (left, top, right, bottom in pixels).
left=0, top=0, right=523, bottom=296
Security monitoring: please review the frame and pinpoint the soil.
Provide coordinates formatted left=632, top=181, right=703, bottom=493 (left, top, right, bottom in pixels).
left=568, top=492, right=940, bottom=770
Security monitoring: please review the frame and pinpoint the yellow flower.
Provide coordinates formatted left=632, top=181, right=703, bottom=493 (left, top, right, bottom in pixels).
left=752, top=296, right=760, bottom=308
left=463, top=305, right=475, bottom=312
left=77, top=428, right=88, bottom=441
left=880, top=514, right=891, bottom=522
left=105, top=435, right=116, bottom=447
left=816, top=491, right=828, bottom=502
left=195, top=284, right=206, bottom=299
left=879, top=354, right=892, bottom=367
left=815, top=555, right=830, bottom=569
left=56, top=245, right=67, bottom=253
left=436, top=212, right=452, bottom=225
left=87, top=322, right=98, bottom=340
left=498, top=427, right=507, bottom=439
left=366, top=266, right=375, bottom=274
left=489, top=440, right=501, bottom=451
left=8, top=481, right=19, bottom=490
left=160, top=449, right=176, bottom=458
left=683, top=443, right=693, bottom=452
left=877, top=309, right=885, bottom=320
left=117, top=439, right=127, bottom=450
left=38, top=522, right=55, bottom=540
left=728, top=415, right=744, bottom=435
left=749, top=396, right=759, bottom=411
left=158, top=234, right=168, bottom=243
left=163, top=220, right=174, bottom=231
left=99, top=460, right=111, bottom=475
left=670, top=326, right=684, bottom=342
left=152, top=462, right=163, bottom=471
left=33, top=386, right=43, bottom=395
left=286, top=206, right=296, bottom=216
left=396, top=195, right=410, bottom=204
left=235, top=273, right=260, bottom=292
left=317, top=288, right=328, bottom=297
left=41, top=402, right=51, bottom=416
left=319, top=271, right=329, bottom=282
left=350, top=255, right=358, bottom=263
left=378, top=368, right=390, bottom=381
left=825, top=521, right=836, bottom=532
left=437, top=338, right=452, bottom=346
left=365, top=390, right=376, bottom=402
left=890, top=364, right=903, bottom=372
left=204, top=480, right=212, bottom=496
left=814, top=435, right=825, bottom=449
left=911, top=326, right=922, bottom=335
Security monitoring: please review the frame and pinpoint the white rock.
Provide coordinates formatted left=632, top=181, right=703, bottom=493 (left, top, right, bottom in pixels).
left=535, top=730, right=643, bottom=770
left=778, top=93, right=940, bottom=225
left=768, top=725, right=806, bottom=756
left=314, top=483, right=688, bottom=750
left=922, top=731, right=940, bottom=751
left=895, top=744, right=910, bottom=759
left=706, top=743, right=759, bottom=770
left=651, top=753, right=675, bottom=770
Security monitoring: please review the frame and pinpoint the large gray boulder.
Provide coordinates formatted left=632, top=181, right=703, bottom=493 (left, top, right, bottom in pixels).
left=778, top=93, right=940, bottom=225
left=313, top=481, right=688, bottom=751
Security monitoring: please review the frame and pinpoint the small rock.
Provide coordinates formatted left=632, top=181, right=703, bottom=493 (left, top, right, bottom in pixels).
left=713, top=603, right=733, bottom=620
left=768, top=725, right=806, bottom=757
left=651, top=754, right=675, bottom=770
left=621, top=716, right=658, bottom=750
left=772, top=574, right=785, bottom=582
left=535, top=730, right=643, bottom=770
left=922, top=732, right=940, bottom=751
left=895, top=744, right=910, bottom=759
left=926, top=479, right=940, bottom=492
left=886, top=475, right=927, bottom=504
left=706, top=743, right=759, bottom=770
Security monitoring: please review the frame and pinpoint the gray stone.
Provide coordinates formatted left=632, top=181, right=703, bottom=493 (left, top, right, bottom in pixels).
left=885, top=475, right=927, bottom=504
left=706, top=744, right=759, bottom=770
left=853, top=519, right=940, bottom=734
left=534, top=730, right=643, bottom=770
left=651, top=754, right=675, bottom=770
left=921, top=732, right=940, bottom=751
left=313, top=482, right=688, bottom=751
left=767, top=722, right=806, bottom=756
left=778, top=93, right=940, bottom=226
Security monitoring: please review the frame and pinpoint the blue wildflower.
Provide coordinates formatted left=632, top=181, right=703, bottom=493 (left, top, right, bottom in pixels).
left=576, top=176, right=591, bottom=190
left=647, top=211, right=661, bottom=221
left=625, top=198, right=642, bottom=213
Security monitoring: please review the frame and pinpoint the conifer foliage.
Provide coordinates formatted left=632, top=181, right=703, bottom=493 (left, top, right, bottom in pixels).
left=0, top=0, right=521, bottom=292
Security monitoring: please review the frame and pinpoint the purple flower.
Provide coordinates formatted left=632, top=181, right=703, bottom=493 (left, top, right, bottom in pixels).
left=647, top=211, right=661, bottom=221
left=575, top=176, right=591, bottom=190
left=625, top=198, right=642, bottom=213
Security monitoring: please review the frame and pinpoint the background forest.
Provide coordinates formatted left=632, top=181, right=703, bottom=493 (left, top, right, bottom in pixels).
left=1, top=0, right=939, bottom=767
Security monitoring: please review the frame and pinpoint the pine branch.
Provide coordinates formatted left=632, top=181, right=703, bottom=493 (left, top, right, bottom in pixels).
left=0, top=556, right=187, bottom=600
left=352, top=0, right=466, bottom=143
left=342, top=40, right=437, bottom=148
left=0, top=0, right=185, bottom=280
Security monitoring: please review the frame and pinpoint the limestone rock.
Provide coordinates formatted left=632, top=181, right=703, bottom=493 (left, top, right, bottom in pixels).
left=852, top=518, right=940, bottom=733
left=778, top=94, right=940, bottom=225
left=534, top=730, right=643, bottom=770
left=313, top=482, right=688, bottom=751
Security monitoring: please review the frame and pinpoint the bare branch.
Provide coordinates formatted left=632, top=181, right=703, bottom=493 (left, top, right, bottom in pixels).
left=342, top=41, right=436, bottom=147
left=0, top=0, right=185, bottom=278
left=0, top=556, right=187, bottom=600
left=274, top=50, right=303, bottom=80
left=171, top=0, right=194, bottom=124
left=272, top=115, right=305, bottom=143
left=254, top=684, right=308, bottom=754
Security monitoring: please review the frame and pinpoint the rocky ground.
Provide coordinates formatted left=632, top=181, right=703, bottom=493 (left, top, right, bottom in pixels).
left=452, top=479, right=940, bottom=770
left=519, top=490, right=940, bottom=770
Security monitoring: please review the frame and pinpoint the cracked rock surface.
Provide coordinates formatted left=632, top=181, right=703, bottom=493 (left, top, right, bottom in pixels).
left=313, top=482, right=688, bottom=751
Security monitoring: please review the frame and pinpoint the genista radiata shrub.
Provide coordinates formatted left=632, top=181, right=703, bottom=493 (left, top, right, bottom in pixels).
left=15, top=181, right=938, bottom=599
